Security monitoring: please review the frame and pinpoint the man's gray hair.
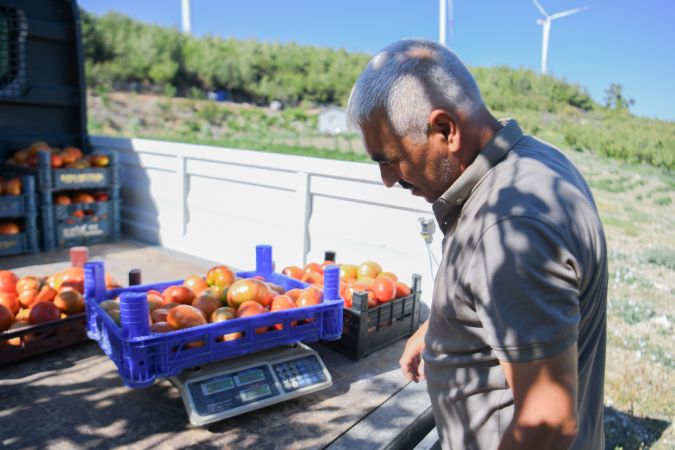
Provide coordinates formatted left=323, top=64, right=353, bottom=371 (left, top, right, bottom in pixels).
left=347, top=39, right=484, bottom=143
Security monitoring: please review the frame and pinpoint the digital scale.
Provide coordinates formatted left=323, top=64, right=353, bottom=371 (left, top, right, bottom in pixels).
left=169, top=343, right=332, bottom=426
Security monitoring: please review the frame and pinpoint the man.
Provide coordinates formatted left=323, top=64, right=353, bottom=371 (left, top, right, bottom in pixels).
left=346, top=39, right=607, bottom=449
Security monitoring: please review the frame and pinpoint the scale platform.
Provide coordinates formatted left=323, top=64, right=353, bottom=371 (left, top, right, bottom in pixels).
left=169, top=342, right=332, bottom=426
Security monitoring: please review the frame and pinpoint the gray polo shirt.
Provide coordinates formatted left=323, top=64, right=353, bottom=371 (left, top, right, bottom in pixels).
left=425, top=119, right=607, bottom=449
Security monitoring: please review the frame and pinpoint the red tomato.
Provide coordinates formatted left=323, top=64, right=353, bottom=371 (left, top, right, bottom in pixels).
left=301, top=271, right=323, bottom=285
left=271, top=295, right=297, bottom=311
left=162, top=285, right=196, bottom=305
left=296, top=287, right=322, bottom=308
left=303, top=262, right=324, bottom=275
left=0, top=292, right=20, bottom=315
left=28, top=302, right=60, bottom=325
left=270, top=295, right=297, bottom=330
left=16, top=276, right=41, bottom=294
left=373, top=276, right=397, bottom=303
left=378, top=271, right=398, bottom=282
left=167, top=304, right=207, bottom=329
left=150, top=322, right=177, bottom=333
left=395, top=281, right=412, bottom=298
left=237, top=300, right=268, bottom=334
left=227, top=278, right=275, bottom=309
left=0, top=304, right=14, bottom=331
left=339, top=264, right=358, bottom=281
left=357, top=261, right=382, bottom=280
left=343, top=282, right=376, bottom=309
left=281, top=266, right=304, bottom=280
left=58, top=267, right=85, bottom=294
left=183, top=275, right=209, bottom=296
left=285, top=288, right=303, bottom=302
left=53, top=288, right=84, bottom=315
left=0, top=270, right=18, bottom=294
left=206, top=265, right=236, bottom=288
left=150, top=308, right=169, bottom=324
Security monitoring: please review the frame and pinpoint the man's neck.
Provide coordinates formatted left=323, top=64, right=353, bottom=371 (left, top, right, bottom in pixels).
left=460, top=113, right=503, bottom=170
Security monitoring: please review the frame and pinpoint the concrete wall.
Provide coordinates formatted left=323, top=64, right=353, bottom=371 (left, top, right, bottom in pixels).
left=91, top=136, right=444, bottom=304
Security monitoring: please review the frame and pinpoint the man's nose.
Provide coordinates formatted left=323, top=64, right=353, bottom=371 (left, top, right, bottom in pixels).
left=379, top=164, right=398, bottom=188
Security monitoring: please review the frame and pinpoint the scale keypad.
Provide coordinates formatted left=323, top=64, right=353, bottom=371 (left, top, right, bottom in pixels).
left=273, top=355, right=327, bottom=392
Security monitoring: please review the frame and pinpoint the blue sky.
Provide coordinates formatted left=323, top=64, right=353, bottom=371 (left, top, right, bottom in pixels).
left=79, top=0, right=675, bottom=122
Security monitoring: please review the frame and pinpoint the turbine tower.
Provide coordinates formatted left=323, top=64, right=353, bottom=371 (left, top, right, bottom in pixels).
left=181, top=0, right=192, bottom=35
left=531, top=0, right=587, bottom=74
left=439, top=0, right=453, bottom=47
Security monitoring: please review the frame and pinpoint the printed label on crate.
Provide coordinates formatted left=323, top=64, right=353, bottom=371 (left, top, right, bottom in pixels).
left=62, top=223, right=105, bottom=238
left=0, top=239, right=19, bottom=250
left=58, top=172, right=105, bottom=185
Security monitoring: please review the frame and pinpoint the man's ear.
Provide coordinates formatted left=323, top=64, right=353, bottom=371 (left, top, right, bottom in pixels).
left=428, top=109, right=460, bottom=153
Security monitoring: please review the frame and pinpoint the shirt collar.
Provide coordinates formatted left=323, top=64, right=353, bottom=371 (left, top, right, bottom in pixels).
left=432, top=118, right=524, bottom=233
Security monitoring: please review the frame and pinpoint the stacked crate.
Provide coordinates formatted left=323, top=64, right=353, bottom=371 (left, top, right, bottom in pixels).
left=34, top=150, right=121, bottom=250
left=0, top=175, right=39, bottom=256
left=0, top=0, right=116, bottom=251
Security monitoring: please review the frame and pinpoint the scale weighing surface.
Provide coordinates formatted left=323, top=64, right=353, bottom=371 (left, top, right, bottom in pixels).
left=169, top=343, right=332, bottom=426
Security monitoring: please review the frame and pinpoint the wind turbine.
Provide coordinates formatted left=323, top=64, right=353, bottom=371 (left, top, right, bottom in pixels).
left=531, top=0, right=587, bottom=74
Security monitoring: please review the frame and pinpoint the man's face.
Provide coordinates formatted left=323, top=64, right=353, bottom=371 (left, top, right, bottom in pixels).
left=361, top=113, right=460, bottom=203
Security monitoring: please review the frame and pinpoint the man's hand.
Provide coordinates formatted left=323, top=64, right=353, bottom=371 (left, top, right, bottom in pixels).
left=399, top=320, right=428, bottom=382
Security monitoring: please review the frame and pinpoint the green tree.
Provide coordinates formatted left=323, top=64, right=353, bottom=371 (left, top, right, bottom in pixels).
left=604, top=83, right=635, bottom=111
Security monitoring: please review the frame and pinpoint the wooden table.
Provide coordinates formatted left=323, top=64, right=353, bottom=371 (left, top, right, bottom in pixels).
left=0, top=239, right=434, bottom=450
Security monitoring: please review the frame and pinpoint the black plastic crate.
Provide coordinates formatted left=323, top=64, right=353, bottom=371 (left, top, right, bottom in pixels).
left=0, top=313, right=88, bottom=365
left=322, top=274, right=422, bottom=359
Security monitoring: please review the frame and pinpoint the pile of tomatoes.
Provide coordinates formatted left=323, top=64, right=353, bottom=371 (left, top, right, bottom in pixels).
left=100, top=265, right=325, bottom=339
left=9, top=141, right=110, bottom=169
left=281, top=260, right=412, bottom=309
left=0, top=267, right=119, bottom=340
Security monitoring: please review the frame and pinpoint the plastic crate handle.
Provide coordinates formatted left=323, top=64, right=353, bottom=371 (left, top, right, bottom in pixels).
left=119, top=292, right=150, bottom=339
left=84, top=261, right=106, bottom=303
left=323, top=265, right=340, bottom=301
left=256, top=244, right=273, bottom=275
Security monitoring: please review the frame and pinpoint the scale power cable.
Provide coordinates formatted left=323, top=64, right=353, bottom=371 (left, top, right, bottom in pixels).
left=419, top=216, right=439, bottom=280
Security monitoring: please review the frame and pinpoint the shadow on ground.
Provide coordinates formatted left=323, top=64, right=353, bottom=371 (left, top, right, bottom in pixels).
left=604, top=405, right=671, bottom=449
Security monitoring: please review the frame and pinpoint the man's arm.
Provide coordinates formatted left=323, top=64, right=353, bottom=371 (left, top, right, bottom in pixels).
left=497, top=344, right=579, bottom=450
left=399, top=320, right=428, bottom=382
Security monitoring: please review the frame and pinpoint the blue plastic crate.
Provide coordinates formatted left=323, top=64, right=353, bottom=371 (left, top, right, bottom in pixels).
left=84, top=245, right=343, bottom=388
left=0, top=217, right=39, bottom=256
left=41, top=198, right=121, bottom=250
left=50, top=198, right=118, bottom=221
left=0, top=175, right=37, bottom=218
left=36, top=150, right=121, bottom=191
left=5, top=150, right=120, bottom=191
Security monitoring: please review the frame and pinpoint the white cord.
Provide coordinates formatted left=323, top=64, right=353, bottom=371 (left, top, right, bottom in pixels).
left=425, top=241, right=439, bottom=280
left=419, top=216, right=440, bottom=280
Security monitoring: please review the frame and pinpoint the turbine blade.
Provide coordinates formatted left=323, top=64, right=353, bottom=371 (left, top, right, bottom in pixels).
left=531, top=0, right=548, bottom=17
left=550, top=6, right=588, bottom=20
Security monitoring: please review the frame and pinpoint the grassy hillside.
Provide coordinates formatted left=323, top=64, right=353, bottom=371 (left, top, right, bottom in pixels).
left=82, top=9, right=674, bottom=170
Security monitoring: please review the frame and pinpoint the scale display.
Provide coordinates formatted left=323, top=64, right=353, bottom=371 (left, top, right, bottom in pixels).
left=170, top=343, right=332, bottom=425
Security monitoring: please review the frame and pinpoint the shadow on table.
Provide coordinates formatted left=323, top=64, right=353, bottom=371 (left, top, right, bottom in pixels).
left=1, top=334, right=412, bottom=450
